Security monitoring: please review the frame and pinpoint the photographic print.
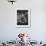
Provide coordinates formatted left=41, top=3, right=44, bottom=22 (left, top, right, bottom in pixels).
left=16, top=8, right=31, bottom=28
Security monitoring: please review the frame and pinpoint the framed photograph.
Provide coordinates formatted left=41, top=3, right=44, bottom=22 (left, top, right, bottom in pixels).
left=16, top=8, right=31, bottom=28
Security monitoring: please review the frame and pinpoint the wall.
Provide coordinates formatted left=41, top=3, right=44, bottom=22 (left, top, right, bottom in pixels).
left=0, top=0, right=46, bottom=42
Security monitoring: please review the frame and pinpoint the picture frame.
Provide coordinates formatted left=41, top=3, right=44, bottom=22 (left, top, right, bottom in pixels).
left=16, top=8, right=31, bottom=28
